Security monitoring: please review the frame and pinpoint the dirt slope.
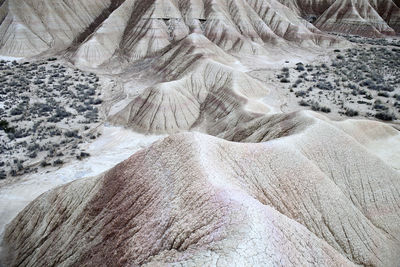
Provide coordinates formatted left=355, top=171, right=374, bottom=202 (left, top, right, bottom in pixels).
left=2, top=111, right=400, bottom=266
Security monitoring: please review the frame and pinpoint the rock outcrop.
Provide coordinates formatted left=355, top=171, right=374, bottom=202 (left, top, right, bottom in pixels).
left=2, top=112, right=400, bottom=266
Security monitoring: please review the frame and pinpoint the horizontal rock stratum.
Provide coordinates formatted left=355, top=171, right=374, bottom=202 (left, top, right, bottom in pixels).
left=2, top=111, right=400, bottom=266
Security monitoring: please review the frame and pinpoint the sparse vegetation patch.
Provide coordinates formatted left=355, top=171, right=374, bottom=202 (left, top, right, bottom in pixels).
left=0, top=59, right=103, bottom=179
left=274, top=36, right=400, bottom=121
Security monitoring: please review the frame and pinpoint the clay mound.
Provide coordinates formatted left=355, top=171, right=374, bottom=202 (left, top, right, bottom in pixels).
left=2, top=112, right=400, bottom=266
left=110, top=33, right=270, bottom=134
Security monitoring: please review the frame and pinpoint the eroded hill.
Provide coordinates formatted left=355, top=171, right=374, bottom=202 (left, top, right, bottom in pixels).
left=2, top=111, right=400, bottom=266
left=1, top=0, right=400, bottom=266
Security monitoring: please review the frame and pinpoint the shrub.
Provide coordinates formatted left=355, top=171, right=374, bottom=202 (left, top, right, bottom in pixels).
left=308, top=96, right=330, bottom=112
left=347, top=83, right=357, bottom=90
left=295, top=65, right=305, bottom=72
left=344, top=108, right=359, bottom=117
left=280, top=78, right=290, bottom=83
left=40, top=161, right=50, bottom=167
left=84, top=110, right=98, bottom=120
left=17, top=162, right=23, bottom=171
left=381, top=85, right=394, bottom=92
left=298, top=100, right=309, bottom=106
left=373, top=103, right=388, bottom=111
left=48, top=107, right=72, bottom=122
left=359, top=65, right=369, bottom=72
left=364, top=94, right=373, bottom=100
left=295, top=90, right=306, bottom=97
left=93, top=98, right=102, bottom=105
left=10, top=107, right=23, bottom=116
left=7, top=133, right=15, bottom=140
left=27, top=143, right=40, bottom=151
left=359, top=79, right=375, bottom=89
left=316, top=81, right=334, bottom=91
left=377, top=92, right=389, bottom=97
left=0, top=120, right=14, bottom=133
left=76, top=151, right=90, bottom=160
left=76, top=105, right=87, bottom=112
left=320, top=106, right=331, bottom=113
left=85, top=89, right=95, bottom=96
left=53, top=159, right=64, bottom=166
left=311, top=102, right=320, bottom=111
left=375, top=112, right=395, bottom=121
left=64, top=130, right=79, bottom=138
left=33, top=80, right=44, bottom=85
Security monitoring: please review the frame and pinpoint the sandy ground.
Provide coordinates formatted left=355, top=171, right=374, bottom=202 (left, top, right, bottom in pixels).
left=0, top=125, right=164, bottom=254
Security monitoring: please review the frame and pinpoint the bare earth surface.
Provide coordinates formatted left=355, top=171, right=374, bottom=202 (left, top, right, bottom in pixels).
left=0, top=0, right=400, bottom=266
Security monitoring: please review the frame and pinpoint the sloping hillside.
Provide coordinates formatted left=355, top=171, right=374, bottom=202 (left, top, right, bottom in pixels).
left=2, top=111, right=400, bottom=266
left=278, top=0, right=400, bottom=36
left=0, top=0, right=113, bottom=57
left=315, top=0, right=396, bottom=37
left=1, top=1, right=400, bottom=266
left=0, top=0, right=339, bottom=60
